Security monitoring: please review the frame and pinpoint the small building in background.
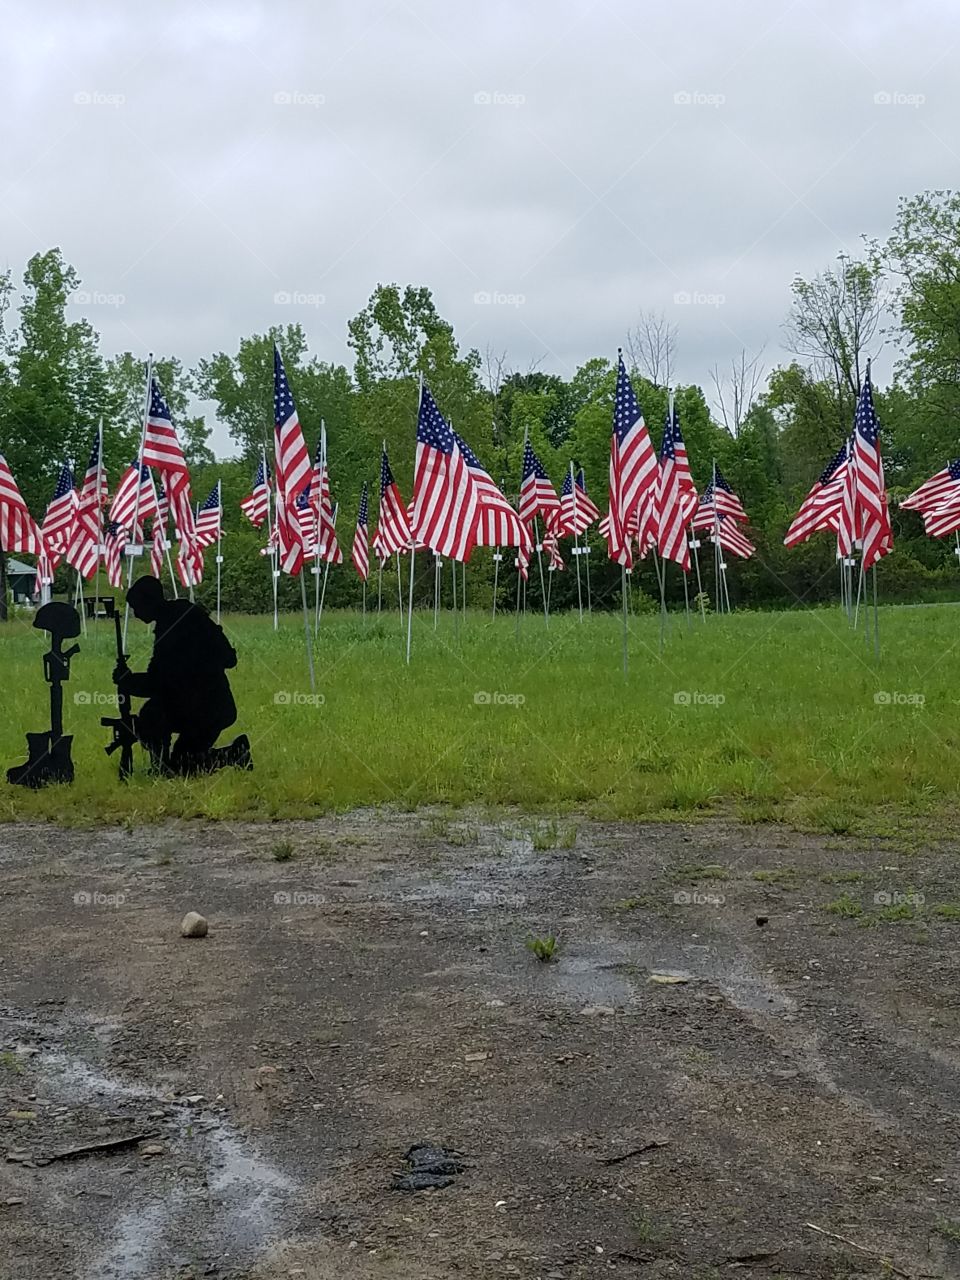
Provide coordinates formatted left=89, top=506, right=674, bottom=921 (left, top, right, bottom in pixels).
left=6, top=558, right=37, bottom=605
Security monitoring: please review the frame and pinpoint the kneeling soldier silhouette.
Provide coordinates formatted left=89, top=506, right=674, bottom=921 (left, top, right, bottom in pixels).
left=114, top=576, right=252, bottom=776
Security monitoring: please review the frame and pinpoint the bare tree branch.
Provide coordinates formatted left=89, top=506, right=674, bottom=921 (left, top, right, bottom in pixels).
left=710, top=346, right=766, bottom=434
left=624, top=310, right=677, bottom=388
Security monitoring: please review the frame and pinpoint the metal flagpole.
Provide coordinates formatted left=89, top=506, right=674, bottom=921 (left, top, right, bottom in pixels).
left=620, top=566, right=629, bottom=677
left=75, top=572, right=87, bottom=635
left=396, top=551, right=403, bottom=625
left=299, top=572, right=315, bottom=691
left=262, top=443, right=278, bottom=631
left=215, top=478, right=223, bottom=623
left=570, top=463, right=583, bottom=622
left=452, top=556, right=460, bottom=642
left=377, top=559, right=383, bottom=613
left=533, top=516, right=549, bottom=626
left=872, top=564, right=880, bottom=657
left=92, top=420, right=104, bottom=626
left=405, top=544, right=416, bottom=664
left=514, top=558, right=522, bottom=637
left=853, top=553, right=865, bottom=629
left=147, top=470, right=178, bottom=599
left=584, top=533, right=592, bottom=613
left=689, top=532, right=706, bottom=621
left=682, top=567, right=691, bottom=629
left=123, top=355, right=152, bottom=647
left=434, top=555, right=441, bottom=629
left=316, top=502, right=338, bottom=628
left=462, top=561, right=466, bottom=621
left=492, top=548, right=501, bottom=618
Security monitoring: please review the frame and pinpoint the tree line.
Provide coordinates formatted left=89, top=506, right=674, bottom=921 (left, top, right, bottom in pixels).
left=2, top=188, right=960, bottom=617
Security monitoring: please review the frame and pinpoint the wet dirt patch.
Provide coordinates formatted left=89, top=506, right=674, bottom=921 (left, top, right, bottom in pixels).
left=1, top=812, right=960, bottom=1278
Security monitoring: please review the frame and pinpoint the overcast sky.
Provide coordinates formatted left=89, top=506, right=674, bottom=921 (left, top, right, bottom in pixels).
left=3, top=0, right=956, bottom=455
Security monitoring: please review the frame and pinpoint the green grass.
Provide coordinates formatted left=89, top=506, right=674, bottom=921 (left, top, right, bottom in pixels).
left=2, top=602, right=960, bottom=826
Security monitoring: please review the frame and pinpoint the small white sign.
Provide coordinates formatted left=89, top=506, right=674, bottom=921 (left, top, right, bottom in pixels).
left=124, top=545, right=145, bottom=558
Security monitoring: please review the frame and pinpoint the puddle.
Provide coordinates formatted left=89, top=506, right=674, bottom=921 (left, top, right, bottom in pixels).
left=2, top=1011, right=298, bottom=1280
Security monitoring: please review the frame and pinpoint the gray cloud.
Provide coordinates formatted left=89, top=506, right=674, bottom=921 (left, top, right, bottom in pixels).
left=2, top=0, right=957, bottom=453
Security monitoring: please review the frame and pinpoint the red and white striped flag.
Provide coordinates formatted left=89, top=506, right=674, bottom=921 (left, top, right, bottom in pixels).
left=708, top=514, right=755, bottom=560
left=656, top=405, right=698, bottom=570
left=64, top=433, right=107, bottom=578
left=40, top=462, right=78, bottom=562
left=556, top=466, right=601, bottom=536
left=607, top=354, right=658, bottom=567
left=0, top=454, right=41, bottom=556
left=902, top=459, right=960, bottom=514
left=784, top=443, right=847, bottom=548
left=453, top=430, right=532, bottom=561
left=851, top=372, right=892, bottom=571
left=351, top=483, right=370, bottom=581
left=374, top=447, right=413, bottom=559
left=518, top=439, right=559, bottom=529
left=240, top=454, right=271, bottom=528
left=102, top=520, right=126, bottom=587
left=273, top=345, right=312, bottom=576
left=195, top=483, right=222, bottom=549
left=150, top=483, right=170, bottom=578
left=411, top=383, right=478, bottom=561
left=108, top=461, right=159, bottom=537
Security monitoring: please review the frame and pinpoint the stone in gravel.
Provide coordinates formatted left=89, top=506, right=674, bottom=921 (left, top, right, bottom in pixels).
left=180, top=912, right=208, bottom=938
left=580, top=1005, right=616, bottom=1017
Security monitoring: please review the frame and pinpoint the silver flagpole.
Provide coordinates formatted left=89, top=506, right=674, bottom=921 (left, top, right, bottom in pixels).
left=533, top=516, right=549, bottom=626
left=92, top=420, right=103, bottom=626
left=452, top=556, right=460, bottom=642
left=620, top=565, right=629, bottom=677
left=215, top=478, right=223, bottom=623
left=570, top=462, right=583, bottom=622
left=584, top=530, right=592, bottom=613
left=123, top=355, right=152, bottom=647
left=317, top=502, right=338, bottom=629
left=492, top=547, right=501, bottom=618
left=377, top=558, right=383, bottom=612
left=396, top=550, right=403, bottom=625
left=434, top=554, right=441, bottom=629
left=299, top=572, right=315, bottom=691
left=405, top=544, right=416, bottom=664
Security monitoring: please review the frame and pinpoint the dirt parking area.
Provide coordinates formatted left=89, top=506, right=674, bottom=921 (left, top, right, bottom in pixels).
left=1, top=812, right=958, bottom=1279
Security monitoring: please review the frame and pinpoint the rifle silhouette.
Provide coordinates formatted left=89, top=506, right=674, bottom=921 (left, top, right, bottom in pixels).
left=101, top=612, right=136, bottom=780
left=7, top=603, right=81, bottom=788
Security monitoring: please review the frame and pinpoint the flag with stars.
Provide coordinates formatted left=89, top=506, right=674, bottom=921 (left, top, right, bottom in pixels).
left=411, top=382, right=478, bottom=561
left=454, top=429, right=532, bottom=558
left=240, top=454, right=271, bottom=528
left=902, top=458, right=960, bottom=514
left=784, top=443, right=848, bottom=548
left=108, top=461, right=159, bottom=536
left=0, top=454, right=41, bottom=557
left=273, top=345, right=312, bottom=575
left=556, top=466, right=601, bottom=536
left=351, top=483, right=370, bottom=581
left=195, top=483, right=222, bottom=549
left=656, top=403, right=698, bottom=569
left=518, top=440, right=559, bottom=528
left=606, top=354, right=658, bottom=567
left=40, top=462, right=77, bottom=562
left=65, top=432, right=107, bottom=578
left=851, top=372, right=892, bottom=571
left=373, top=446, right=413, bottom=560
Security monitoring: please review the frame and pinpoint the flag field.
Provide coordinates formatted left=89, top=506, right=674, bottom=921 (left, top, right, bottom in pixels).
left=1, top=605, right=956, bottom=828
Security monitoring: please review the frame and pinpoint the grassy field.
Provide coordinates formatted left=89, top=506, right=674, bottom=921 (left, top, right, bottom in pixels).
left=1, top=601, right=958, bottom=829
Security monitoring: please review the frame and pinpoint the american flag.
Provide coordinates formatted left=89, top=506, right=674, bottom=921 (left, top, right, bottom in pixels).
left=195, top=484, right=222, bottom=549
left=784, top=443, right=848, bottom=548
left=102, top=519, right=126, bottom=588
left=40, top=462, right=77, bottom=559
left=64, top=434, right=107, bottom=577
left=145, top=375, right=200, bottom=582
left=902, top=459, right=960, bottom=514
left=556, top=467, right=601, bottom=536
left=411, top=382, right=478, bottom=561
left=454, top=429, right=532, bottom=558
left=312, top=431, right=340, bottom=562
left=143, top=375, right=189, bottom=488
left=836, top=431, right=859, bottom=558
left=543, top=529, right=564, bottom=571
left=607, top=354, right=658, bottom=567
left=518, top=440, right=559, bottom=528
left=273, top=345, right=312, bottom=575
left=351, top=483, right=370, bottom=581
left=707, top=514, right=755, bottom=560
left=150, top=482, right=169, bottom=578
left=109, top=461, right=159, bottom=535
left=374, top=446, right=413, bottom=559
left=852, top=372, right=892, bottom=571
left=711, top=466, right=748, bottom=522
left=656, top=404, right=698, bottom=570
left=0, top=454, right=41, bottom=556
left=240, top=455, right=270, bottom=527
left=294, top=482, right=317, bottom=557
left=922, top=500, right=960, bottom=539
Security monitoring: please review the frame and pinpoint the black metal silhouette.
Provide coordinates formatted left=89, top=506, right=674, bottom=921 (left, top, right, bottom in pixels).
left=7, top=602, right=81, bottom=788
left=101, top=612, right=136, bottom=780
left=107, top=576, right=252, bottom=778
